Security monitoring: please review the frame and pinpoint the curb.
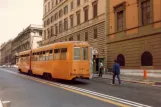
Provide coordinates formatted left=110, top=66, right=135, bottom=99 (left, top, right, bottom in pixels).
left=92, top=76, right=156, bottom=85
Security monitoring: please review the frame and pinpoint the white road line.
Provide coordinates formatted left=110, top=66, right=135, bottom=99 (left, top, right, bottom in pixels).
left=1, top=69, right=152, bottom=107
left=49, top=82, right=151, bottom=107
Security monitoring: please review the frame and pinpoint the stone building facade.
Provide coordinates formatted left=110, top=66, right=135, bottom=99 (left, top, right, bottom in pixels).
left=0, top=40, right=12, bottom=65
left=106, top=0, right=161, bottom=71
left=11, top=24, right=43, bottom=65
left=0, top=43, right=6, bottom=65
left=0, top=46, right=2, bottom=65
left=43, top=0, right=106, bottom=73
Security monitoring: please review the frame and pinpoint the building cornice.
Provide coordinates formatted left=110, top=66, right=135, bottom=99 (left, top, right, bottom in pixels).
left=12, top=24, right=42, bottom=42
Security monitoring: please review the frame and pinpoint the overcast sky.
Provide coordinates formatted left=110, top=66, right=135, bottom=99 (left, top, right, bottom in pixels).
left=0, top=0, right=43, bottom=45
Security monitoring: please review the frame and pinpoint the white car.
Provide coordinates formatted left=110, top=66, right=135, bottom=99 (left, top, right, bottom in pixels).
left=12, top=65, right=18, bottom=68
left=2, top=65, right=7, bottom=68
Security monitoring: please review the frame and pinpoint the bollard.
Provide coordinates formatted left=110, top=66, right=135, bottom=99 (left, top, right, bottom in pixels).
left=144, top=70, right=147, bottom=79
left=2, top=101, right=11, bottom=107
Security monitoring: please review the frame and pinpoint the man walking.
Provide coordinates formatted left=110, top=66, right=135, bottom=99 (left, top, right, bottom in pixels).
left=112, top=60, right=121, bottom=85
left=99, top=61, right=103, bottom=77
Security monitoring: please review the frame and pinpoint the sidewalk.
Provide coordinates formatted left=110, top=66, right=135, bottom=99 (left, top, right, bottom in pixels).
left=92, top=73, right=161, bottom=86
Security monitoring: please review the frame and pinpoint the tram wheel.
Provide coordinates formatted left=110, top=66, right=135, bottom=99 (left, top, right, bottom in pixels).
left=44, top=73, right=52, bottom=81
left=28, top=70, right=33, bottom=76
left=18, top=69, right=22, bottom=74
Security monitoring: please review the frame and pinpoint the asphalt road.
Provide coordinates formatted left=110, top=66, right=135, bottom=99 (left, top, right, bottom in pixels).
left=1, top=68, right=161, bottom=107
left=0, top=68, right=118, bottom=107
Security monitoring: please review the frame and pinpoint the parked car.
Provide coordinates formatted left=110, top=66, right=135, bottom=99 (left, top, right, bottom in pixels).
left=2, top=65, right=7, bottom=68
left=12, top=65, right=18, bottom=68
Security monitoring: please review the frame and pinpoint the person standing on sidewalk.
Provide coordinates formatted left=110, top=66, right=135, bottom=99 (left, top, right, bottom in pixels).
left=112, top=60, right=121, bottom=85
left=99, top=61, right=103, bottom=77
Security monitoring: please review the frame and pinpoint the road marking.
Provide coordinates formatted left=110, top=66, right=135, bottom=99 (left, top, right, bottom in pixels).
left=1, top=69, right=152, bottom=107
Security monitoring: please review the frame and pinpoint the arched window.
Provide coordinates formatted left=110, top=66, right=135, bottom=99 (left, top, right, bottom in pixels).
left=117, top=54, right=125, bottom=66
left=141, top=51, right=153, bottom=66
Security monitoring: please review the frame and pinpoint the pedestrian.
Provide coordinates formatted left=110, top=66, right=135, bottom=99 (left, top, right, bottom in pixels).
left=112, top=60, right=121, bottom=85
left=99, top=61, right=103, bottom=77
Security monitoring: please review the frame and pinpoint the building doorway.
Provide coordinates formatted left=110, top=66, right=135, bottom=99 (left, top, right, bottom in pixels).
left=93, top=55, right=104, bottom=74
left=93, top=55, right=99, bottom=74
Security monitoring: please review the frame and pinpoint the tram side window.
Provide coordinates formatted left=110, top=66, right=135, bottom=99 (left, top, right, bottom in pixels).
left=20, top=54, right=29, bottom=61
left=54, top=49, right=60, bottom=60
left=74, top=47, right=80, bottom=60
left=43, top=51, right=46, bottom=61
left=20, top=55, right=22, bottom=61
left=61, top=48, right=67, bottom=60
left=39, top=52, right=43, bottom=61
left=26, top=54, right=29, bottom=61
left=49, top=50, right=53, bottom=60
left=33, top=53, right=35, bottom=61
left=45, top=51, right=49, bottom=61
left=23, top=55, right=26, bottom=61
left=82, top=47, right=88, bottom=60
left=35, top=52, right=39, bottom=61
left=32, top=53, right=34, bottom=61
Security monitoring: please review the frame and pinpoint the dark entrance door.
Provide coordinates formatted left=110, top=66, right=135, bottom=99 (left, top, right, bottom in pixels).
left=96, top=58, right=99, bottom=73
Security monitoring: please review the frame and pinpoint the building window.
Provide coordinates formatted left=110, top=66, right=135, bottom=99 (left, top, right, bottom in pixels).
left=141, top=0, right=151, bottom=25
left=71, top=1, right=74, bottom=10
left=52, top=0, right=54, bottom=8
left=47, top=18, right=50, bottom=25
left=117, top=54, right=125, bottom=66
left=70, top=15, right=74, bottom=28
left=59, top=21, right=62, bottom=33
left=64, top=5, right=68, bottom=15
left=55, top=12, right=58, bottom=20
left=114, top=3, right=125, bottom=32
left=94, top=28, right=97, bottom=39
left=44, top=21, right=46, bottom=27
left=44, top=30, right=46, bottom=39
left=51, top=26, right=53, bottom=36
left=76, top=11, right=80, bottom=25
left=55, top=24, right=58, bottom=34
left=93, top=1, right=98, bottom=18
left=84, top=6, right=89, bottom=22
left=77, top=0, right=80, bottom=6
left=77, top=34, right=80, bottom=41
left=141, top=51, right=153, bottom=66
left=117, top=10, right=124, bottom=31
left=69, top=36, right=73, bottom=41
left=84, top=0, right=88, bottom=3
left=56, top=0, right=58, bottom=5
left=48, top=2, right=50, bottom=12
left=85, top=32, right=88, bottom=41
left=59, top=9, right=63, bottom=18
left=45, top=5, right=47, bottom=14
left=64, top=18, right=68, bottom=31
left=51, top=16, right=53, bottom=23
left=47, top=28, right=50, bottom=38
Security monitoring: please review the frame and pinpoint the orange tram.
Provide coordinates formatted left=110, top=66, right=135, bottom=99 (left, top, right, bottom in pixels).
left=18, top=41, right=91, bottom=80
